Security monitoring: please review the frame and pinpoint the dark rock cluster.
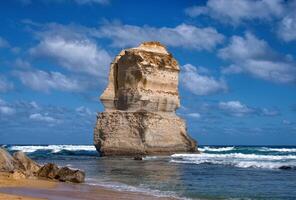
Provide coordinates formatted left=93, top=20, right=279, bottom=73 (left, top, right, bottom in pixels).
left=38, top=163, right=85, bottom=183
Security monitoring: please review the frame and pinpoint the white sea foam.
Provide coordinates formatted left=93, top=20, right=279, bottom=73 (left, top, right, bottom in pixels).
left=199, top=146, right=235, bottom=152
left=86, top=179, right=192, bottom=200
left=143, top=156, right=170, bottom=160
left=172, top=153, right=296, bottom=160
left=9, top=145, right=96, bottom=153
left=234, top=161, right=294, bottom=169
left=171, top=153, right=296, bottom=170
left=259, top=147, right=296, bottom=153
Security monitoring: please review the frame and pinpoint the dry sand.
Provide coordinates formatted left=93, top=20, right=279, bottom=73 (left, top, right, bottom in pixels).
left=0, top=172, right=177, bottom=200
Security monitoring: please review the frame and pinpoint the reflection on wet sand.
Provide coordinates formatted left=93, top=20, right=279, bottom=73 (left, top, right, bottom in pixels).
left=96, top=157, right=186, bottom=193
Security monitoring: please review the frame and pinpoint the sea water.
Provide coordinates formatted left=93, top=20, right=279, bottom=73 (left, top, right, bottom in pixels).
left=3, top=145, right=296, bottom=200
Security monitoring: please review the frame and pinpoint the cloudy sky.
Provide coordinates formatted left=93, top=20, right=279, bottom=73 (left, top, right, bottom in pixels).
left=0, top=0, right=295, bottom=145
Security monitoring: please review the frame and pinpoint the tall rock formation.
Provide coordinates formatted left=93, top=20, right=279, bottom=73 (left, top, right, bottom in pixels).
left=94, top=42, right=197, bottom=156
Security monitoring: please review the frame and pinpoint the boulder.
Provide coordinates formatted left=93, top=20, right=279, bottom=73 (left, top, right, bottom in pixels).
left=0, top=149, right=85, bottom=183
left=279, top=166, right=294, bottom=170
left=0, top=148, right=16, bottom=172
left=1, top=148, right=41, bottom=179
left=37, top=163, right=59, bottom=179
left=94, top=41, right=197, bottom=156
left=55, top=167, right=85, bottom=183
left=13, top=151, right=40, bottom=176
left=134, top=156, right=143, bottom=160
left=37, top=164, right=85, bottom=183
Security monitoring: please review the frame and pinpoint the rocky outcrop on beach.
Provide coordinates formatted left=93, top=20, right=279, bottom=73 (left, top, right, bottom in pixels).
left=0, top=148, right=16, bottom=172
left=37, top=163, right=59, bottom=179
left=94, top=41, right=197, bottom=156
left=13, top=151, right=40, bottom=176
left=0, top=148, right=85, bottom=183
left=38, top=163, right=85, bottom=183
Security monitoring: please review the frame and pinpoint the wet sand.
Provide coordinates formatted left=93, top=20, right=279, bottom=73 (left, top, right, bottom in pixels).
left=0, top=172, right=177, bottom=200
left=0, top=193, right=44, bottom=200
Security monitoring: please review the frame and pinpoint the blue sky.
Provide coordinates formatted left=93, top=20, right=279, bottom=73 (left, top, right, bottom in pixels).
left=0, top=0, right=295, bottom=145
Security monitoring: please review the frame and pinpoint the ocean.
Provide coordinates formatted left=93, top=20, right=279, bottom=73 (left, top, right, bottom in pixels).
left=2, top=145, right=296, bottom=200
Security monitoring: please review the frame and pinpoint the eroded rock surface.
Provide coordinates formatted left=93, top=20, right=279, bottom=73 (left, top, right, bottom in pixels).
left=55, top=167, right=85, bottom=183
left=0, top=148, right=15, bottom=172
left=13, top=151, right=40, bottom=176
left=0, top=148, right=85, bottom=183
left=94, top=42, right=197, bottom=156
left=37, top=163, right=59, bottom=179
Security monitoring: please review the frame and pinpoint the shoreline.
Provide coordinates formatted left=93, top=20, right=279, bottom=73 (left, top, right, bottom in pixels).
left=0, top=172, right=179, bottom=200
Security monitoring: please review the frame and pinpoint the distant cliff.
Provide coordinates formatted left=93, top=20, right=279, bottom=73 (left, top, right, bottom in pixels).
left=94, top=42, right=197, bottom=156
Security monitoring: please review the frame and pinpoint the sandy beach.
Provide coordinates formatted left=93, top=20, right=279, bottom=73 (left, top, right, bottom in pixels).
left=0, top=172, right=177, bottom=200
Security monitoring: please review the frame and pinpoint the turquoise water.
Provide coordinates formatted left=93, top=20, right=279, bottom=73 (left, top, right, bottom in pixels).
left=3, top=145, right=296, bottom=200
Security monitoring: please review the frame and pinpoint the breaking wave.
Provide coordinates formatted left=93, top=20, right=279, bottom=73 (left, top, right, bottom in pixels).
left=5, top=145, right=98, bottom=156
left=199, top=146, right=235, bottom=152
left=4, top=145, right=296, bottom=170
left=171, top=153, right=296, bottom=170
left=258, top=147, right=296, bottom=153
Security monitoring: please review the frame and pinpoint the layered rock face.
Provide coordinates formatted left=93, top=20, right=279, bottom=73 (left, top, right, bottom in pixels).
left=94, top=42, right=197, bottom=156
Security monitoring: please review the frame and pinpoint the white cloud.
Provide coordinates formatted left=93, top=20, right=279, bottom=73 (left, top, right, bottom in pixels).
left=30, top=36, right=111, bottom=77
left=185, top=6, right=208, bottom=17
left=185, top=0, right=284, bottom=24
left=0, top=106, right=15, bottom=115
left=0, top=76, right=14, bottom=92
left=0, top=98, right=5, bottom=105
left=185, top=0, right=296, bottom=42
left=30, top=101, right=39, bottom=109
left=277, top=14, right=296, bottom=42
left=29, top=113, right=58, bottom=123
left=276, top=0, right=296, bottom=42
left=219, top=33, right=296, bottom=84
left=97, top=23, right=224, bottom=50
left=14, top=70, right=83, bottom=92
left=180, top=64, right=227, bottom=95
left=14, top=58, right=32, bottom=69
left=221, top=64, right=243, bottom=74
left=261, top=108, right=279, bottom=116
left=242, top=60, right=296, bottom=83
left=218, top=33, right=273, bottom=60
left=219, top=101, right=254, bottom=117
left=15, top=22, right=111, bottom=92
left=0, top=37, right=9, bottom=48
left=0, top=99, right=15, bottom=115
left=75, top=106, right=94, bottom=116
left=223, top=61, right=296, bottom=84
left=283, top=120, right=292, bottom=125
left=187, top=113, right=201, bottom=119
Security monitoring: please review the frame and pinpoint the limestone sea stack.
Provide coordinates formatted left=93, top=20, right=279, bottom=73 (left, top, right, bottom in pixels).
left=94, top=42, right=197, bottom=156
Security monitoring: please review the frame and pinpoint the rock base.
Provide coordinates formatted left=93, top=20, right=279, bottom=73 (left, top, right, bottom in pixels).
left=94, top=111, right=197, bottom=156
